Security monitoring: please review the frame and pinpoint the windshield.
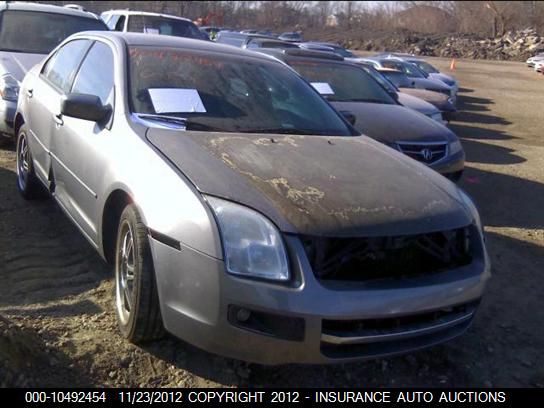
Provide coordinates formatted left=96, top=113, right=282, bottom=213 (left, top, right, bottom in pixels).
left=288, top=60, right=396, bottom=105
left=0, top=10, right=107, bottom=54
left=380, top=71, right=414, bottom=88
left=381, top=60, right=425, bottom=78
left=360, top=65, right=398, bottom=93
left=410, top=60, right=439, bottom=74
left=128, top=46, right=352, bottom=136
left=127, top=15, right=203, bottom=40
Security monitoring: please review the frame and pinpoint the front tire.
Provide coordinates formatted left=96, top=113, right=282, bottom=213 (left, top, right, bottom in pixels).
left=115, top=204, right=164, bottom=343
left=16, top=125, right=44, bottom=199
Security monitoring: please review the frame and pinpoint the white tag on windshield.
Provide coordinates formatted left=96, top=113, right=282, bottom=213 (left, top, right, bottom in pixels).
left=311, top=82, right=335, bottom=95
left=144, top=28, right=159, bottom=35
left=148, top=88, right=207, bottom=114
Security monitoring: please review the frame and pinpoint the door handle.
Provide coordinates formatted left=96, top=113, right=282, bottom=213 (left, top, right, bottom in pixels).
left=26, top=89, right=33, bottom=98
left=53, top=114, right=64, bottom=126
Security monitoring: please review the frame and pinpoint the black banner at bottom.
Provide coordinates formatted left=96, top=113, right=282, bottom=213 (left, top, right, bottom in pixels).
left=3, top=388, right=544, bottom=406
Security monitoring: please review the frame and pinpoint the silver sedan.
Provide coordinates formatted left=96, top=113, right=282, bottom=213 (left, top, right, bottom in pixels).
left=15, top=31, right=490, bottom=365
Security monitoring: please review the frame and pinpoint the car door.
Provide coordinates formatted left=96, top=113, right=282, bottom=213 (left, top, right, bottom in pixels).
left=50, top=40, right=115, bottom=245
left=25, top=39, right=92, bottom=185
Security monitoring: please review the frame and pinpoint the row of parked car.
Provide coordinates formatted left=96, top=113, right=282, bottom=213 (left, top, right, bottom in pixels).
left=2, top=2, right=490, bottom=365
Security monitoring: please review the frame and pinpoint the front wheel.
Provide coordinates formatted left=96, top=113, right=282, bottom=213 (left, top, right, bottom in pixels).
left=115, top=204, right=164, bottom=343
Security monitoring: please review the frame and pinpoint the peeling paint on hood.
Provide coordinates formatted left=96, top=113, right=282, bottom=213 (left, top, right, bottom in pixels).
left=147, top=129, right=472, bottom=237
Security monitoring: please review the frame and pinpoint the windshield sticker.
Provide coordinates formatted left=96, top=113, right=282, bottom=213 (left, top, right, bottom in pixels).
left=148, top=88, right=207, bottom=114
left=311, top=82, right=335, bottom=95
left=144, top=27, right=160, bottom=35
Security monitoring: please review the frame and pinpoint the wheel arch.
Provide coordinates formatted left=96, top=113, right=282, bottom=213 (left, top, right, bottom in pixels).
left=101, top=188, right=134, bottom=265
left=14, top=113, right=25, bottom=136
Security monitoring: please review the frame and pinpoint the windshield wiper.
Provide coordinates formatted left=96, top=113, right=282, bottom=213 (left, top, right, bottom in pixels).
left=136, top=114, right=223, bottom=131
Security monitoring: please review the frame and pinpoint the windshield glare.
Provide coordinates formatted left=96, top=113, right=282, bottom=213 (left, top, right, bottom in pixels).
left=289, top=60, right=396, bottom=105
left=382, top=60, right=425, bottom=78
left=129, top=46, right=352, bottom=136
left=0, top=10, right=106, bottom=54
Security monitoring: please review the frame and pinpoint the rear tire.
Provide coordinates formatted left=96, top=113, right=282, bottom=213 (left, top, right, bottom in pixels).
left=114, top=204, right=164, bottom=343
left=16, top=125, right=45, bottom=200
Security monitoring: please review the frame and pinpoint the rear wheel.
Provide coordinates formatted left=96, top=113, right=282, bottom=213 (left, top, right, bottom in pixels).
left=16, top=125, right=44, bottom=199
left=114, top=204, right=164, bottom=343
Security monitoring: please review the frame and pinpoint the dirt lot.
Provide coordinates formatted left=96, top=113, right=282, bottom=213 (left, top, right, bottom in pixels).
left=1, top=56, right=543, bottom=388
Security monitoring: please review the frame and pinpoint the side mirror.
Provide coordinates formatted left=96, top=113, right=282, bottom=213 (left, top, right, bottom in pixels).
left=340, top=110, right=356, bottom=126
left=61, top=93, right=111, bottom=123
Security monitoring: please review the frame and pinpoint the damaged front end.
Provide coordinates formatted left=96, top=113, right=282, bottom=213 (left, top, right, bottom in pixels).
left=301, top=225, right=475, bottom=281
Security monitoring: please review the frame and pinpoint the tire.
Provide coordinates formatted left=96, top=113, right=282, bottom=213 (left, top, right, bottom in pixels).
left=114, top=204, right=164, bottom=343
left=16, top=124, right=45, bottom=200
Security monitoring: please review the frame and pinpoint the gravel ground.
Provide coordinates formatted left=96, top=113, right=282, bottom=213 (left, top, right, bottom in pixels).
left=1, top=56, right=543, bottom=388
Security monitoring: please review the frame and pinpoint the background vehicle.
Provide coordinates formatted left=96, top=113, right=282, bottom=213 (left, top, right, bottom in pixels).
left=0, top=1, right=107, bottom=140
left=278, top=31, right=303, bottom=42
left=375, top=68, right=457, bottom=119
left=358, top=57, right=456, bottom=104
left=260, top=49, right=465, bottom=181
left=100, top=10, right=207, bottom=40
left=15, top=32, right=488, bottom=365
left=526, top=53, right=544, bottom=67
left=299, top=42, right=354, bottom=57
left=243, top=38, right=299, bottom=50
left=357, top=63, right=445, bottom=123
left=215, top=31, right=275, bottom=47
left=376, top=53, right=459, bottom=92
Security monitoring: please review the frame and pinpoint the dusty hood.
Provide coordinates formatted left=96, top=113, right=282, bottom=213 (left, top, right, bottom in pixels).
left=0, top=52, right=45, bottom=81
left=147, top=129, right=471, bottom=237
left=330, top=102, right=453, bottom=143
left=397, top=93, right=439, bottom=116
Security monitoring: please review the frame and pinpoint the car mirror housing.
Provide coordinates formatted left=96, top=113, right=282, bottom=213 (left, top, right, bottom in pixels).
left=61, top=93, right=112, bottom=123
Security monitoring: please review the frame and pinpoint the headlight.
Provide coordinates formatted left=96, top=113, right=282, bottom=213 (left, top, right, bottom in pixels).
left=0, top=74, right=20, bottom=102
left=430, top=112, right=443, bottom=123
left=449, top=138, right=463, bottom=155
left=206, top=196, right=289, bottom=281
left=458, top=188, right=482, bottom=230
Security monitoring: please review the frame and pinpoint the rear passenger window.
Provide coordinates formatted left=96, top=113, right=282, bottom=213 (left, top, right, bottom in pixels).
left=42, top=40, right=91, bottom=93
left=71, top=42, right=114, bottom=104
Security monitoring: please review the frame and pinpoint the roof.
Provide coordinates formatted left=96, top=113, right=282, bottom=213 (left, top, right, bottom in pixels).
left=0, top=1, right=100, bottom=19
left=101, top=9, right=192, bottom=22
left=70, top=31, right=286, bottom=62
